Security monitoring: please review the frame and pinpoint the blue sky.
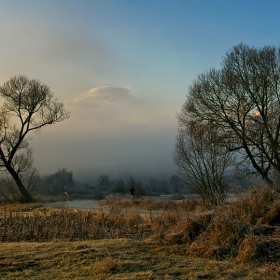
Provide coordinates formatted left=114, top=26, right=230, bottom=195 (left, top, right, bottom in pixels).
left=0, top=0, right=280, bottom=183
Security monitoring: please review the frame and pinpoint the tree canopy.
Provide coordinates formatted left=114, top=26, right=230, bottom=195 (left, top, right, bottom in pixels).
left=0, top=75, right=70, bottom=202
left=178, top=43, right=280, bottom=185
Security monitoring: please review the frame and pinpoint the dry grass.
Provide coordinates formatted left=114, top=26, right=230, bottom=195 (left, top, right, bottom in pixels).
left=0, top=185, right=280, bottom=278
left=106, top=195, right=201, bottom=212
left=1, top=239, right=280, bottom=279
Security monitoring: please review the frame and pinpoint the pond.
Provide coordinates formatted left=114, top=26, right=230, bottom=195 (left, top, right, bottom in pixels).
left=43, top=199, right=104, bottom=210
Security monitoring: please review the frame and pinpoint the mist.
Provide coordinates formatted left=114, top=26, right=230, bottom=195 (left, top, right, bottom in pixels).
left=31, top=86, right=180, bottom=183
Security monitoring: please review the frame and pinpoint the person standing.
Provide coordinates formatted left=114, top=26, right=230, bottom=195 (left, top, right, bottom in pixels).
left=130, top=185, right=135, bottom=200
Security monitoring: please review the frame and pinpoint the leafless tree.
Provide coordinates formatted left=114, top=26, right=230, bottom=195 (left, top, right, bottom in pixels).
left=174, top=123, right=233, bottom=207
left=0, top=147, right=40, bottom=202
left=0, top=165, right=40, bottom=203
left=0, top=75, right=70, bottom=202
left=181, top=43, right=280, bottom=184
left=97, top=174, right=110, bottom=188
left=38, top=168, right=75, bottom=196
left=169, top=175, right=184, bottom=194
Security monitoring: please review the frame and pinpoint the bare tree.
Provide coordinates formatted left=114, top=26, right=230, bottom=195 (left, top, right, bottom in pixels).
left=169, top=175, right=184, bottom=194
left=97, top=174, right=110, bottom=188
left=182, top=43, right=280, bottom=184
left=111, top=179, right=126, bottom=193
left=0, top=75, right=70, bottom=202
left=0, top=166, right=40, bottom=203
left=0, top=148, right=40, bottom=202
left=38, top=168, right=75, bottom=196
left=146, top=178, right=169, bottom=195
left=174, top=124, right=234, bottom=207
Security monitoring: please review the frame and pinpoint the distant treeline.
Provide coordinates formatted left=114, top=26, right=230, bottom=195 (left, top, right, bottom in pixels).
left=34, top=170, right=186, bottom=200
left=34, top=168, right=257, bottom=202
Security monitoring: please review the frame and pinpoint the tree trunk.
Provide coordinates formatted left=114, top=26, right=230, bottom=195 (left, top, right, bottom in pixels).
left=0, top=147, right=34, bottom=203
left=262, top=174, right=273, bottom=186
left=13, top=174, right=34, bottom=203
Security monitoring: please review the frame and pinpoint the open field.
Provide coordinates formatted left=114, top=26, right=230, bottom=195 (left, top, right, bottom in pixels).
left=0, top=185, right=280, bottom=279
left=1, top=239, right=280, bottom=280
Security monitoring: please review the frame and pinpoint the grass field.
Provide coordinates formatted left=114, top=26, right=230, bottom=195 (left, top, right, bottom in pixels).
left=1, top=239, right=280, bottom=279
left=0, top=185, right=280, bottom=279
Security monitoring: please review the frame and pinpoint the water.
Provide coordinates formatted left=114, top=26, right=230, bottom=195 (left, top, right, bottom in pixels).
left=43, top=199, right=104, bottom=210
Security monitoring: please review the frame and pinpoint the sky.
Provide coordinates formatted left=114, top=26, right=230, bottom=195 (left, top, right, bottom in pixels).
left=1, top=0, right=280, bottom=183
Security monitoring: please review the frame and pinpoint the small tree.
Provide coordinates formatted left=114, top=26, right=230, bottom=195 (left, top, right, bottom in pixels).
left=38, top=168, right=75, bottom=196
left=146, top=178, right=169, bottom=195
left=174, top=124, right=234, bottom=207
left=169, top=175, right=184, bottom=194
left=97, top=174, right=110, bottom=189
left=111, top=179, right=126, bottom=193
left=0, top=75, right=70, bottom=203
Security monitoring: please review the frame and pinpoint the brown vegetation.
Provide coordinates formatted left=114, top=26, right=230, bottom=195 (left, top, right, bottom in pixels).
left=0, top=185, right=280, bottom=278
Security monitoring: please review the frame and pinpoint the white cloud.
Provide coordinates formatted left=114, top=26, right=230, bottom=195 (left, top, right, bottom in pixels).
left=63, top=85, right=178, bottom=134
left=32, top=85, right=181, bottom=181
left=70, top=86, right=131, bottom=108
